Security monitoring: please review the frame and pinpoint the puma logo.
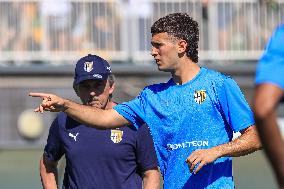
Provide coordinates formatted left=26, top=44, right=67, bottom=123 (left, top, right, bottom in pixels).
left=69, top=132, right=79, bottom=141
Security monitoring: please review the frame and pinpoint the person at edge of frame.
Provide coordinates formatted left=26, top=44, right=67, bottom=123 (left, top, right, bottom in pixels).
left=253, top=24, right=284, bottom=189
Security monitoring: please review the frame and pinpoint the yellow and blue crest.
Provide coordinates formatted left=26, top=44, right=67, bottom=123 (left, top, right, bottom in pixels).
left=110, top=129, right=123, bottom=143
left=194, top=90, right=207, bottom=104
left=84, top=61, right=93, bottom=72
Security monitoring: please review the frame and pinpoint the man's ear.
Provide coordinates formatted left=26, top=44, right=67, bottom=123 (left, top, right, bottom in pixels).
left=109, top=82, right=115, bottom=96
left=177, top=40, right=187, bottom=53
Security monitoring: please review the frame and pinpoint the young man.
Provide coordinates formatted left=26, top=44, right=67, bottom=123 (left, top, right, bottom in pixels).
left=253, top=24, right=284, bottom=188
left=31, top=13, right=261, bottom=189
left=39, top=54, right=160, bottom=189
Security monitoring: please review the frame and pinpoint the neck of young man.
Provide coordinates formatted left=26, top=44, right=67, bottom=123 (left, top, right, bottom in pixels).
left=172, top=59, right=200, bottom=85
left=105, top=99, right=117, bottom=110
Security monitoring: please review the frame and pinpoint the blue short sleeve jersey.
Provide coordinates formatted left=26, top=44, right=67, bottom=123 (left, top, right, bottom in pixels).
left=114, top=67, right=254, bottom=189
left=256, top=24, right=284, bottom=90
left=44, top=112, right=158, bottom=189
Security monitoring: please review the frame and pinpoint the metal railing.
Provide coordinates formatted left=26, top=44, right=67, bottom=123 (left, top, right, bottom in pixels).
left=0, top=0, right=283, bottom=63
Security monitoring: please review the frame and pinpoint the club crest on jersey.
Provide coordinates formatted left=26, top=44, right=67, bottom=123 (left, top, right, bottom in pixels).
left=194, top=90, right=207, bottom=104
left=110, top=129, right=123, bottom=143
left=84, top=61, right=93, bottom=72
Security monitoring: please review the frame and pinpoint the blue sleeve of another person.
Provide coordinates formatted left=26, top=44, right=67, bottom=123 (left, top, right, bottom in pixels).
left=255, top=24, right=284, bottom=90
left=136, top=124, right=158, bottom=173
left=114, top=90, right=147, bottom=129
left=217, top=77, right=255, bottom=132
left=44, top=116, right=64, bottom=161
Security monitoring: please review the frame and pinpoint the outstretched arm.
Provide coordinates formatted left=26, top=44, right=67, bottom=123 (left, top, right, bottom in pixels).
left=40, top=155, right=58, bottom=189
left=253, top=83, right=284, bottom=187
left=29, top=93, right=129, bottom=129
left=186, top=125, right=261, bottom=174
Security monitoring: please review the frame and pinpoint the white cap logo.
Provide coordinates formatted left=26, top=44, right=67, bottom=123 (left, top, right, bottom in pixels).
left=93, top=74, right=103, bottom=79
left=106, top=66, right=111, bottom=72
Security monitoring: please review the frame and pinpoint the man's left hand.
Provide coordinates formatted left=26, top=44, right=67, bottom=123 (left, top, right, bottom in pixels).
left=185, top=148, right=220, bottom=174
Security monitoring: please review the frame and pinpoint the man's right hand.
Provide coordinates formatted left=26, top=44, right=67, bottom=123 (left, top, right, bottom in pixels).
left=29, top=93, right=68, bottom=113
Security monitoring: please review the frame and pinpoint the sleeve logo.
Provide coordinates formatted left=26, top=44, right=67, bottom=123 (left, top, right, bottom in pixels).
left=194, top=90, right=207, bottom=104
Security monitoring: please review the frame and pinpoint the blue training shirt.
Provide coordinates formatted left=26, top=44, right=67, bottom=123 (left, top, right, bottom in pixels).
left=114, top=67, right=254, bottom=189
left=255, top=24, right=284, bottom=90
left=44, top=112, right=158, bottom=189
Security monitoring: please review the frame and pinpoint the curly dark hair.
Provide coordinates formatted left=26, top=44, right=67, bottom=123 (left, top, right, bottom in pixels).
left=151, top=13, right=199, bottom=63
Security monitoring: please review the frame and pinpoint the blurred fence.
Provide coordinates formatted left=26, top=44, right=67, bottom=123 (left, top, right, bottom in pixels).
left=0, top=0, right=284, bottom=63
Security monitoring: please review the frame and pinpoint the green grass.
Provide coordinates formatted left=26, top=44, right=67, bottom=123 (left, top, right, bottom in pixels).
left=0, top=149, right=42, bottom=189
left=0, top=149, right=278, bottom=189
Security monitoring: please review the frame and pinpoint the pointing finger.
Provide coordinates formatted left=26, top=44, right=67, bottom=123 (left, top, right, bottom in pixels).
left=29, top=92, right=50, bottom=98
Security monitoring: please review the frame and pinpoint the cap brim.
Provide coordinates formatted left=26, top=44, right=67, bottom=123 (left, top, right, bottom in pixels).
left=74, top=74, right=109, bottom=85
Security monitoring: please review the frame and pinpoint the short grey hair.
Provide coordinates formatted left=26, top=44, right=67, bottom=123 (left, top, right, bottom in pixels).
left=108, top=73, right=115, bottom=87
